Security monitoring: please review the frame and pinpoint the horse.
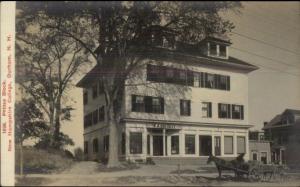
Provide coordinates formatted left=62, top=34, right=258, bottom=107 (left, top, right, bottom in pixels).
left=207, top=153, right=247, bottom=179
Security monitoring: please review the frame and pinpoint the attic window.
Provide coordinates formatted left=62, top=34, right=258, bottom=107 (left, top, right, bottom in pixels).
left=210, top=43, right=217, bottom=56
left=219, top=45, right=227, bottom=57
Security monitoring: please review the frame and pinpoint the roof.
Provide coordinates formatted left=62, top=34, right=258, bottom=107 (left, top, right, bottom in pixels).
left=263, top=109, right=300, bottom=130
left=76, top=65, right=101, bottom=87
left=201, top=34, right=232, bottom=45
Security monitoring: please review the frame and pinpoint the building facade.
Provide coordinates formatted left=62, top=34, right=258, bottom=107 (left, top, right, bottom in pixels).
left=263, top=109, right=300, bottom=168
left=248, top=131, right=271, bottom=164
left=77, top=32, right=258, bottom=163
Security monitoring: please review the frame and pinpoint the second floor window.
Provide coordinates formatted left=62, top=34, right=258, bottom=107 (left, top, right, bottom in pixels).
left=132, top=95, right=164, bottom=114
left=180, top=100, right=191, bottom=116
left=99, top=106, right=105, bottom=122
left=218, top=103, right=231, bottom=118
left=92, top=84, right=98, bottom=99
left=93, top=109, right=98, bottom=125
left=202, top=102, right=212, bottom=118
left=232, top=105, right=244, bottom=119
left=83, top=92, right=88, bottom=105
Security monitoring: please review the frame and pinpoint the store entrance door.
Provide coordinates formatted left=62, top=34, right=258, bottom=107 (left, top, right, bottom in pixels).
left=153, top=135, right=163, bottom=156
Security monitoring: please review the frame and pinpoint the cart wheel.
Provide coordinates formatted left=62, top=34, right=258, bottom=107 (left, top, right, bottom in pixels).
left=249, top=169, right=261, bottom=182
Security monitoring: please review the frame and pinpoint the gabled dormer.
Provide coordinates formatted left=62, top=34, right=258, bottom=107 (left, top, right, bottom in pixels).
left=146, top=25, right=178, bottom=50
left=198, top=35, right=232, bottom=59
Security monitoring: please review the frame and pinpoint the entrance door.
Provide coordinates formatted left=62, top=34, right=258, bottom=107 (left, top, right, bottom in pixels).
left=199, top=135, right=212, bottom=156
left=153, top=135, right=163, bottom=156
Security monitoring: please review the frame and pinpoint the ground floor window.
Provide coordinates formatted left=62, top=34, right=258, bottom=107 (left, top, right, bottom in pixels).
left=93, top=138, right=98, bottom=153
left=185, top=135, right=195, bottom=154
left=261, top=152, right=267, bottom=164
left=237, top=136, right=246, bottom=154
left=214, top=136, right=221, bottom=156
left=103, top=135, right=109, bottom=152
left=252, top=152, right=258, bottom=161
left=171, top=135, right=179, bottom=155
left=121, top=133, right=125, bottom=155
left=224, top=136, right=233, bottom=154
left=84, top=141, right=88, bottom=154
left=130, top=132, right=142, bottom=154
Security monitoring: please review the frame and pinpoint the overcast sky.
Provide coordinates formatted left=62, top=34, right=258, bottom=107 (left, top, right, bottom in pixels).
left=60, top=2, right=300, bottom=149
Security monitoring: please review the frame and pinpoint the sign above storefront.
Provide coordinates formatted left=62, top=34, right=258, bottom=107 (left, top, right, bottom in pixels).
left=148, top=123, right=182, bottom=129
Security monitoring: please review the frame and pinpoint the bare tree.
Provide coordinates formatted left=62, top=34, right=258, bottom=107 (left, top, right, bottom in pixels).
left=18, top=1, right=241, bottom=167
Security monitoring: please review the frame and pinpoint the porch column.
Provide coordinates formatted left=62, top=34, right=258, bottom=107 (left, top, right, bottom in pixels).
left=150, top=134, right=153, bottom=156
left=163, top=128, right=166, bottom=156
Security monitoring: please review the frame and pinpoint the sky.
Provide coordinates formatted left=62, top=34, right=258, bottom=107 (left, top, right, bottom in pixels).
left=59, top=2, right=300, bottom=150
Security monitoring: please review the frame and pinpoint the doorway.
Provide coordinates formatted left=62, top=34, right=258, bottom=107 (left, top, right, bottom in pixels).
left=153, top=135, right=163, bottom=156
left=199, top=135, right=212, bottom=156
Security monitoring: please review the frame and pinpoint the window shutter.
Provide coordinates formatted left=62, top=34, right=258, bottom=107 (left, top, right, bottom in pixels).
left=227, top=104, right=231, bottom=118
left=145, top=96, right=152, bottom=113
left=188, top=100, right=191, bottom=116
left=227, top=76, right=230, bottom=90
left=241, top=105, right=244, bottom=120
left=199, top=72, right=204, bottom=87
left=180, top=100, right=183, bottom=115
left=160, top=98, right=164, bottom=114
left=208, top=102, right=212, bottom=117
left=132, top=95, right=136, bottom=112
left=218, top=103, right=221, bottom=118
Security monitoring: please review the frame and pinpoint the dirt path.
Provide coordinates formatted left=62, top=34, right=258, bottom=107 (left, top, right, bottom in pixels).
left=16, top=161, right=300, bottom=186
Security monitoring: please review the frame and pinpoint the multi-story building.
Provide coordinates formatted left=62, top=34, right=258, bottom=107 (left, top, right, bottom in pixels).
left=248, top=131, right=271, bottom=164
left=76, top=29, right=258, bottom=163
left=263, top=109, right=300, bottom=168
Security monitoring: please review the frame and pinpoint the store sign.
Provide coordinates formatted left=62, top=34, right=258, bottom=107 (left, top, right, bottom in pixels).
left=150, top=123, right=181, bottom=129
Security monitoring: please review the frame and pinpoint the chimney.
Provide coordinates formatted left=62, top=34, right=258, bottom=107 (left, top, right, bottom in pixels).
left=263, top=121, right=268, bottom=126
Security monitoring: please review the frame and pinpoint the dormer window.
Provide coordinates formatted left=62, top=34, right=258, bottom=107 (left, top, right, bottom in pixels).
left=208, top=42, right=227, bottom=58
left=219, top=45, right=227, bottom=57
left=210, top=43, right=217, bottom=56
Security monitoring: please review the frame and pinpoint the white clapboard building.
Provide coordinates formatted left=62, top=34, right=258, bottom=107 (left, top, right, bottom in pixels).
left=77, top=28, right=258, bottom=163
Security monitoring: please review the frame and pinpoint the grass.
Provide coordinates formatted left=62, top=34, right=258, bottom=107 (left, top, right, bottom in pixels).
left=15, top=146, right=74, bottom=174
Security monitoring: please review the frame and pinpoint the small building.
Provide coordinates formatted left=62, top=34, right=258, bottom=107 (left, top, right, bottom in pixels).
left=248, top=131, right=271, bottom=164
left=76, top=28, right=258, bottom=163
left=263, top=109, right=300, bottom=168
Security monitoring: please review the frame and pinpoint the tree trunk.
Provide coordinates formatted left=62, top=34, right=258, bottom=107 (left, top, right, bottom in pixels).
left=19, top=141, right=23, bottom=176
left=107, top=105, right=121, bottom=168
left=53, top=97, right=62, bottom=149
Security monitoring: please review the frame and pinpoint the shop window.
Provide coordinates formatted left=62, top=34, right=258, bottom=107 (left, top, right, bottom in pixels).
left=185, top=135, right=195, bottom=154
left=93, top=138, right=98, bottom=153
left=121, top=133, right=125, bottom=155
left=171, top=136, right=179, bottom=155
left=237, top=136, right=246, bottom=154
left=103, top=135, right=109, bottom=152
left=130, top=132, right=142, bottom=154
left=147, top=135, right=150, bottom=155
left=224, top=136, right=233, bottom=154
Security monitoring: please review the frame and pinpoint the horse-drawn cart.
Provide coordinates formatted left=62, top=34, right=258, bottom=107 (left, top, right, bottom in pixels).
left=207, top=154, right=289, bottom=182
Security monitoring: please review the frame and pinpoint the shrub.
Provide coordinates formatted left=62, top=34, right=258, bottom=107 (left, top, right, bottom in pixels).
left=74, top=147, right=84, bottom=161
left=15, top=146, right=74, bottom=174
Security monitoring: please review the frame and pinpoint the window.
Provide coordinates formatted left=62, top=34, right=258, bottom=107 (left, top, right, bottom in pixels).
left=214, top=136, right=221, bottom=156
left=219, top=45, right=227, bottom=57
left=186, top=71, right=194, bottom=86
left=218, top=103, right=231, bottom=118
left=99, top=106, right=105, bottom=122
left=237, top=136, right=246, bottom=154
left=224, top=136, right=233, bottom=154
left=232, top=105, right=244, bottom=120
left=171, top=136, right=179, bottom=155
left=92, top=84, right=98, bottom=99
left=132, top=95, right=145, bottom=112
left=217, top=75, right=230, bottom=90
left=147, top=135, right=150, bottom=155
left=261, top=152, right=267, bottom=164
left=83, top=92, right=88, bottom=105
left=185, top=135, right=195, bottom=154
left=180, top=100, right=191, bottom=116
left=193, top=72, right=200, bottom=87
left=93, top=138, right=98, bottom=153
left=205, top=73, right=215, bottom=88
left=84, top=141, right=88, bottom=154
left=121, top=133, right=126, bottom=155
left=93, top=109, right=98, bottom=125
left=84, top=113, right=93, bottom=128
left=202, top=102, right=212, bottom=118
left=252, top=152, right=258, bottom=161
left=132, top=95, right=164, bottom=114
left=130, top=132, right=142, bottom=154
left=103, top=135, right=109, bottom=152
left=210, top=43, right=217, bottom=55
left=147, top=64, right=163, bottom=82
